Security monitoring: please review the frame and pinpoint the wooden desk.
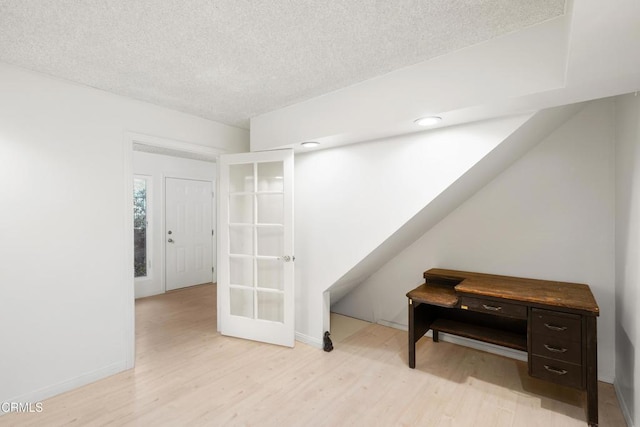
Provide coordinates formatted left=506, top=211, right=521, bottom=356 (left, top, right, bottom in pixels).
left=407, top=269, right=600, bottom=426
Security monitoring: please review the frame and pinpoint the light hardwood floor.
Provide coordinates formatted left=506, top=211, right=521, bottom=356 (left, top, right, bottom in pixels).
left=2, top=284, right=627, bottom=426
left=329, top=312, right=371, bottom=344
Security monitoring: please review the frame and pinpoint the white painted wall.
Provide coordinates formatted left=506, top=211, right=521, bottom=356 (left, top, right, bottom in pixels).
left=0, top=62, right=248, bottom=404
left=566, top=0, right=640, bottom=86
left=133, top=151, right=217, bottom=299
left=614, top=93, right=640, bottom=426
left=334, top=99, right=616, bottom=382
left=327, top=104, right=582, bottom=306
left=293, top=115, right=532, bottom=345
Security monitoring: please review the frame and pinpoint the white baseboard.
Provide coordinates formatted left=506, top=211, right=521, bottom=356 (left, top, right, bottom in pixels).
left=295, top=332, right=323, bottom=349
left=134, top=288, right=163, bottom=299
left=377, top=319, right=407, bottom=331
left=614, top=380, right=634, bottom=427
left=2, top=361, right=128, bottom=412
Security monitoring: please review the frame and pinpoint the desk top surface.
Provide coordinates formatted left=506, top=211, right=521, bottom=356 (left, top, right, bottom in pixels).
left=408, top=268, right=599, bottom=315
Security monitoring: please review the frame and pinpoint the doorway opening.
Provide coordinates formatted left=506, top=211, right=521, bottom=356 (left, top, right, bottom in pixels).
left=131, top=144, right=217, bottom=298
left=124, top=133, right=223, bottom=369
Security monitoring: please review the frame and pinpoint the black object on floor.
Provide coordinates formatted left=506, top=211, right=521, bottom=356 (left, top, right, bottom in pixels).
left=323, top=331, right=334, bottom=352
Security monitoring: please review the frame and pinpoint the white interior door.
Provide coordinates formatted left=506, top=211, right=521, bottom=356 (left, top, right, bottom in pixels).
left=218, top=150, right=294, bottom=347
left=165, top=178, right=213, bottom=291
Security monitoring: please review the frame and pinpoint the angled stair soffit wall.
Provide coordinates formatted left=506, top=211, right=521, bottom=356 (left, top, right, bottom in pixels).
left=328, top=103, right=585, bottom=306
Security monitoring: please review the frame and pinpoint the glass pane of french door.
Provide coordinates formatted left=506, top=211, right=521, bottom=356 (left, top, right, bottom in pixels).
left=228, top=161, right=285, bottom=323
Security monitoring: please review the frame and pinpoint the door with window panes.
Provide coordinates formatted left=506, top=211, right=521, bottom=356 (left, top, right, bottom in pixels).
left=218, top=150, right=294, bottom=347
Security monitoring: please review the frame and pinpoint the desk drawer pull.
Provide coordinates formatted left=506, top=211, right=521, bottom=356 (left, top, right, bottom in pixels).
left=543, top=344, right=568, bottom=353
left=544, top=323, right=568, bottom=332
left=544, top=365, right=568, bottom=376
left=460, top=296, right=527, bottom=319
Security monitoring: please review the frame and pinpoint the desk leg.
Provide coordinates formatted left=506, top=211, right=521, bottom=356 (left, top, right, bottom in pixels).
left=408, top=299, right=416, bottom=368
left=408, top=300, right=433, bottom=369
left=586, top=316, right=598, bottom=427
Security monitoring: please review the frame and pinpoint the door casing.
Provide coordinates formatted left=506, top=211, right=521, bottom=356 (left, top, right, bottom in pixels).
left=124, top=132, right=223, bottom=368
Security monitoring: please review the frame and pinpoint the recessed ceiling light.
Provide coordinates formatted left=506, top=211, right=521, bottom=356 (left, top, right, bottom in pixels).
left=414, top=116, right=442, bottom=127
left=301, top=141, right=320, bottom=148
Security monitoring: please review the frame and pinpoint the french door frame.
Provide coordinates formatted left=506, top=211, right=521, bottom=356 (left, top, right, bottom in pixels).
left=218, top=149, right=295, bottom=347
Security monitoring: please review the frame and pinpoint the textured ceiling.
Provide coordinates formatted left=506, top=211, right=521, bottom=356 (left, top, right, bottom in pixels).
left=0, top=1, right=565, bottom=129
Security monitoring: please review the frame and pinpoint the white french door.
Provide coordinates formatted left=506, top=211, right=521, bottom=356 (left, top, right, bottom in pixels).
left=165, top=178, right=213, bottom=291
left=218, top=150, right=294, bottom=347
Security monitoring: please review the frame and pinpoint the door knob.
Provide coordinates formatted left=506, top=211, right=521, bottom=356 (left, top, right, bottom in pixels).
left=168, top=238, right=174, bottom=243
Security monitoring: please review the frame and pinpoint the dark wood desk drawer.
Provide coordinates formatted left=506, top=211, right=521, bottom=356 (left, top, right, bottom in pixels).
left=531, top=335, right=582, bottom=365
left=531, top=308, right=581, bottom=340
left=531, top=356, right=583, bottom=389
left=459, top=296, right=527, bottom=319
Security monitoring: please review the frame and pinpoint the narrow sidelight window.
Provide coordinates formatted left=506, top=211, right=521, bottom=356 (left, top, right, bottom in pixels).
left=133, top=177, right=149, bottom=278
